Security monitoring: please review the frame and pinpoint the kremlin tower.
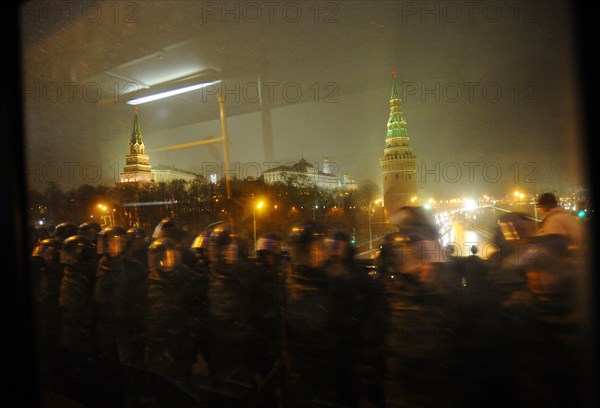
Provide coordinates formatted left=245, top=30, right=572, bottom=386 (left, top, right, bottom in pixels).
left=380, top=71, right=418, bottom=217
left=119, top=107, right=154, bottom=185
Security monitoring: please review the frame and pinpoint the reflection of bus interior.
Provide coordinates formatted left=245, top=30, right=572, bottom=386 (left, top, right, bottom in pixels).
left=19, top=1, right=594, bottom=408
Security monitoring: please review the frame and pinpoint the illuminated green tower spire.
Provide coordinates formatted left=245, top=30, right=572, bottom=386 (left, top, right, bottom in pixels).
left=387, top=72, right=409, bottom=138
left=380, top=71, right=418, bottom=216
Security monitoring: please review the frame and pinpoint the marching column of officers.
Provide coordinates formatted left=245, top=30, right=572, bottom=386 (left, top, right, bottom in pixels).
left=29, top=204, right=590, bottom=408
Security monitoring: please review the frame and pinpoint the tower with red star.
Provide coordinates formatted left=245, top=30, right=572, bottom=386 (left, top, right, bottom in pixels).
left=380, top=71, right=418, bottom=216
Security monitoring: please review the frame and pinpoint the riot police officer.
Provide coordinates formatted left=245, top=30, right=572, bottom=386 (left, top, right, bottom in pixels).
left=187, top=228, right=213, bottom=374
left=29, top=225, right=52, bottom=254
left=248, top=234, right=285, bottom=390
left=78, top=221, right=102, bottom=260
left=324, top=231, right=387, bottom=407
left=144, top=234, right=206, bottom=379
left=125, top=227, right=150, bottom=275
left=378, top=206, right=454, bottom=407
left=31, top=236, right=63, bottom=378
left=204, top=222, right=256, bottom=383
left=94, top=226, right=147, bottom=372
left=284, top=221, right=338, bottom=406
left=59, top=234, right=98, bottom=385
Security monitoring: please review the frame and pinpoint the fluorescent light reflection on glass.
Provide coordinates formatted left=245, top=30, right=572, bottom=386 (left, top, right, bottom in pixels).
left=126, top=80, right=222, bottom=105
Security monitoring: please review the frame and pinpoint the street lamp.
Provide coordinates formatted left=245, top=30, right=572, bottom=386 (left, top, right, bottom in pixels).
left=253, top=201, right=264, bottom=256
left=369, top=198, right=382, bottom=250
left=97, top=203, right=114, bottom=226
left=514, top=191, right=538, bottom=221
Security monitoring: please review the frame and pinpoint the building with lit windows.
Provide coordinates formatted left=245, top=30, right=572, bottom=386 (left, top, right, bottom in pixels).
left=151, top=164, right=198, bottom=183
left=262, top=157, right=357, bottom=190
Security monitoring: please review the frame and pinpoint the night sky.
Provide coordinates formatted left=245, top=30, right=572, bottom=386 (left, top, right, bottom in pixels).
left=20, top=0, right=590, bottom=198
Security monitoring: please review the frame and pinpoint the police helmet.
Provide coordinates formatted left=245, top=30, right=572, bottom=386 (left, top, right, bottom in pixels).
left=125, top=227, right=148, bottom=254
left=288, top=221, right=326, bottom=248
left=54, top=222, right=78, bottom=242
left=32, top=237, right=62, bottom=265
left=288, top=221, right=327, bottom=266
left=126, top=227, right=147, bottom=245
left=60, top=235, right=92, bottom=265
left=147, top=237, right=181, bottom=272
left=325, top=230, right=355, bottom=261
left=193, top=221, right=224, bottom=250
left=256, top=233, right=282, bottom=267
left=191, top=231, right=210, bottom=251
left=97, top=226, right=128, bottom=257
left=208, top=222, right=248, bottom=264
left=209, top=222, right=236, bottom=246
left=152, top=217, right=188, bottom=243
left=126, top=226, right=147, bottom=240
left=389, top=206, right=439, bottom=241
left=78, top=221, right=101, bottom=242
left=256, top=233, right=282, bottom=255
left=33, top=225, right=52, bottom=243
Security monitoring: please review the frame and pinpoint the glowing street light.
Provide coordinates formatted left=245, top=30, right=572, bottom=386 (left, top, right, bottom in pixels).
left=514, top=191, right=538, bottom=221
left=369, top=198, right=382, bottom=250
left=253, top=200, right=264, bottom=255
left=97, top=203, right=114, bottom=226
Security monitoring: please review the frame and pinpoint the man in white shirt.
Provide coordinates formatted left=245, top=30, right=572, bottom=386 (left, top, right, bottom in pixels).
left=536, top=192, right=581, bottom=253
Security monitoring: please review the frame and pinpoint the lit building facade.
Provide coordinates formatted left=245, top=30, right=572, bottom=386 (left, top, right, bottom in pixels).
left=152, top=164, right=198, bottom=183
left=263, top=158, right=357, bottom=190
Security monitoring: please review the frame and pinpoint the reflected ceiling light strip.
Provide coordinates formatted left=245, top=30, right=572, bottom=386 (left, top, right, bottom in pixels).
left=126, top=80, right=222, bottom=105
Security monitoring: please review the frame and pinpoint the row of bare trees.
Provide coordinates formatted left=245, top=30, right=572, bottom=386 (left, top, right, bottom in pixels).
left=27, top=176, right=388, bottom=248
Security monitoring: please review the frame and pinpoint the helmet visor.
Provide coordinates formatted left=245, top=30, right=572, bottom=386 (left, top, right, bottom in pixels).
left=148, top=248, right=181, bottom=272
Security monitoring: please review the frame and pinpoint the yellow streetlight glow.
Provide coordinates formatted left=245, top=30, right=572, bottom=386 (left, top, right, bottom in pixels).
left=97, top=203, right=114, bottom=226
left=512, top=191, right=538, bottom=220
left=514, top=191, right=526, bottom=200
left=253, top=200, right=266, bottom=256
left=368, top=198, right=383, bottom=250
